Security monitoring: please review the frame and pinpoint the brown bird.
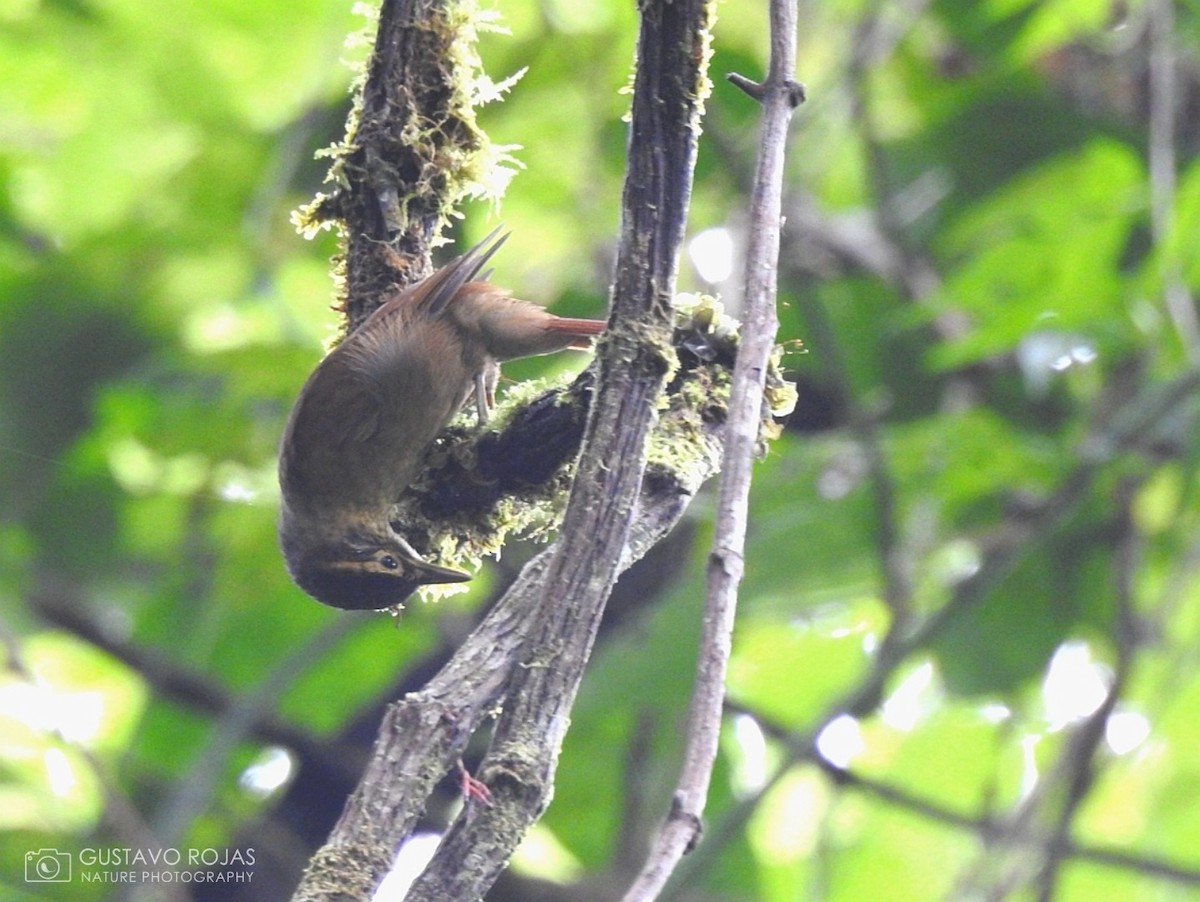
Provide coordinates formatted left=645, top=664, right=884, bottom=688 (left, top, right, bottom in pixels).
left=278, top=230, right=606, bottom=610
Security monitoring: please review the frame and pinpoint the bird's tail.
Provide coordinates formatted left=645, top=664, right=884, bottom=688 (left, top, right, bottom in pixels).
left=543, top=316, right=607, bottom=349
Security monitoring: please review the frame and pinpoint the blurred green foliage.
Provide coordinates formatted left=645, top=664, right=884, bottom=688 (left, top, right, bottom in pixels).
left=1, top=0, right=1199, bottom=900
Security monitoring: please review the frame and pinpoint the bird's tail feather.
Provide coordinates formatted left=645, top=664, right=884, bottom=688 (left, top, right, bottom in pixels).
left=417, top=226, right=509, bottom=318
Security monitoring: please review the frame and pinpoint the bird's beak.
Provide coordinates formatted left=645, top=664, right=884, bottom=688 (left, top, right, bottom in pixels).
left=410, top=557, right=472, bottom=585
left=392, top=533, right=470, bottom=586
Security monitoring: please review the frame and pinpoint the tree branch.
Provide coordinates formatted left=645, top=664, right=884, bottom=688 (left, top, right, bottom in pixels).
left=661, top=366, right=1200, bottom=895
left=295, top=0, right=507, bottom=331
left=29, top=586, right=358, bottom=780
left=812, top=755, right=1200, bottom=886
left=621, top=2, right=801, bottom=899
left=402, top=2, right=717, bottom=898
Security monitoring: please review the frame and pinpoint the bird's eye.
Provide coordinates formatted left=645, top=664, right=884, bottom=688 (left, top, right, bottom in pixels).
left=380, top=555, right=400, bottom=570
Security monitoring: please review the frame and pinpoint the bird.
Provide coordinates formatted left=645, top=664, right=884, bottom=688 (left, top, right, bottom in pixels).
left=278, top=229, right=607, bottom=610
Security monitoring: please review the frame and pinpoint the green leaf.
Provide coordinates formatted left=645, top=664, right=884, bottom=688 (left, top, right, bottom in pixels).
left=931, top=139, right=1142, bottom=369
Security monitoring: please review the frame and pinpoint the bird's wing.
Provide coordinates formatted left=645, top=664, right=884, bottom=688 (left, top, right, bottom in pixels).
left=278, top=346, right=391, bottom=508
left=285, top=351, right=383, bottom=464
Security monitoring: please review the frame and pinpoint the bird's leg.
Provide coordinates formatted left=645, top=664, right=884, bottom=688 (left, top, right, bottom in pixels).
left=456, top=759, right=493, bottom=807
left=473, top=362, right=499, bottom=425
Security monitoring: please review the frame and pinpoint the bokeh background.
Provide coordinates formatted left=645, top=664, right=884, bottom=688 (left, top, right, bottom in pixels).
left=3, top=0, right=1200, bottom=900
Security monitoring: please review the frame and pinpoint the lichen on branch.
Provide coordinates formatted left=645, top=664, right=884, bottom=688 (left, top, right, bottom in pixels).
left=292, top=0, right=524, bottom=334
left=389, top=294, right=797, bottom=604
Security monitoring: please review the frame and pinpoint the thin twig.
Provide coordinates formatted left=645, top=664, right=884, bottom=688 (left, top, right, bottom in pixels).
left=718, top=698, right=1200, bottom=887
left=1033, top=476, right=1142, bottom=900
left=29, top=586, right=360, bottom=780
left=663, top=367, right=1200, bottom=890
left=1147, top=0, right=1200, bottom=362
left=621, top=2, right=802, bottom=899
left=814, top=756, right=1200, bottom=886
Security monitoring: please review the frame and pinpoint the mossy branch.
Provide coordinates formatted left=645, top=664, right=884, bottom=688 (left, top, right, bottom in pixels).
left=389, top=294, right=793, bottom=601
left=293, top=0, right=521, bottom=335
left=288, top=1, right=793, bottom=900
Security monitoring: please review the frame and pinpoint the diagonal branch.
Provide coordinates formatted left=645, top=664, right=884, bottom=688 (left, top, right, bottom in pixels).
left=402, top=2, right=718, bottom=898
left=290, top=333, right=732, bottom=901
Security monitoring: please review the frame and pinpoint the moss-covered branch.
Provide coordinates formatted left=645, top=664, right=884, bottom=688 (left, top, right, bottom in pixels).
left=288, top=1, right=793, bottom=899
left=293, top=0, right=520, bottom=334
left=388, top=293, right=793, bottom=596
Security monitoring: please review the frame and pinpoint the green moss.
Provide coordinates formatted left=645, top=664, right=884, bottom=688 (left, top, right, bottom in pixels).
left=390, top=369, right=587, bottom=603
left=292, top=0, right=523, bottom=249
left=396, top=292, right=797, bottom=603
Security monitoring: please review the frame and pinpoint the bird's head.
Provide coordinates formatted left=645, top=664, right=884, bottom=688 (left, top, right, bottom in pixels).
left=279, top=512, right=469, bottom=610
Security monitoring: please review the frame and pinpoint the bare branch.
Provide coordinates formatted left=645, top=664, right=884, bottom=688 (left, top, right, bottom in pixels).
left=622, top=2, right=802, bottom=899
left=1147, top=0, right=1200, bottom=361
left=662, top=367, right=1200, bottom=893
left=813, top=756, right=1200, bottom=887
left=153, top=617, right=360, bottom=847
left=29, top=586, right=356, bottom=778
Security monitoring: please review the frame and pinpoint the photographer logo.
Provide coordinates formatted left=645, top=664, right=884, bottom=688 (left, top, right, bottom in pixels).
left=23, top=846, right=254, bottom=886
left=26, top=849, right=71, bottom=883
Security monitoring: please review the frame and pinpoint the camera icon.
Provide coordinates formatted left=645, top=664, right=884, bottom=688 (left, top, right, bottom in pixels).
left=25, top=849, right=71, bottom=883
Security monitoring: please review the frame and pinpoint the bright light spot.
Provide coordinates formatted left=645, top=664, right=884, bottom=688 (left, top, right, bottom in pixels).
left=728, top=713, right=770, bottom=795
left=933, top=539, right=982, bottom=586
left=510, top=823, right=584, bottom=883
left=816, top=714, right=864, bottom=768
left=1016, top=331, right=1098, bottom=396
left=106, top=437, right=161, bottom=494
left=43, top=747, right=77, bottom=797
left=211, top=460, right=276, bottom=506
left=688, top=227, right=736, bottom=284
left=979, top=702, right=1012, bottom=724
left=817, top=466, right=856, bottom=500
left=749, top=769, right=825, bottom=862
left=0, top=681, right=105, bottom=744
left=239, top=746, right=295, bottom=798
left=861, top=631, right=879, bottom=655
left=1018, top=733, right=1040, bottom=800
left=1072, top=344, right=1098, bottom=364
left=54, top=692, right=104, bottom=744
left=183, top=300, right=288, bottom=354
left=1042, top=641, right=1111, bottom=730
left=817, top=443, right=867, bottom=501
left=106, top=437, right=208, bottom=496
left=219, top=481, right=258, bottom=503
left=1105, top=708, right=1151, bottom=756
left=185, top=304, right=244, bottom=352
left=374, top=833, right=441, bottom=900
left=880, top=661, right=937, bottom=732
